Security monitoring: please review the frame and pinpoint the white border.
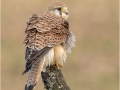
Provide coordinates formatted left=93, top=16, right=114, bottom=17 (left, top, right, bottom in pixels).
left=118, top=0, right=120, bottom=90
left=0, top=0, right=1, bottom=89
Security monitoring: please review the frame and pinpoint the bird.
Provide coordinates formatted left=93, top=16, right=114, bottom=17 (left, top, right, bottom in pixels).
left=22, top=1, right=76, bottom=90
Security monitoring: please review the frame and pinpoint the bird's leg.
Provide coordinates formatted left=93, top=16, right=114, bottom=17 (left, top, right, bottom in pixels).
left=54, top=61, right=62, bottom=69
left=54, top=61, right=59, bottom=69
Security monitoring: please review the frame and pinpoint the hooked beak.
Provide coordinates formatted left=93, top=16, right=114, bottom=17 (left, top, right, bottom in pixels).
left=62, top=7, right=69, bottom=15
left=65, top=12, right=69, bottom=15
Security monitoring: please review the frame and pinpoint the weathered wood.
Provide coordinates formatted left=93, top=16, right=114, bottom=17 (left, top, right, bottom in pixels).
left=41, top=65, right=71, bottom=90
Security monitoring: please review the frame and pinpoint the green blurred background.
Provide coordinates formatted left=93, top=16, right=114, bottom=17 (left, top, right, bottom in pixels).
left=1, top=0, right=119, bottom=90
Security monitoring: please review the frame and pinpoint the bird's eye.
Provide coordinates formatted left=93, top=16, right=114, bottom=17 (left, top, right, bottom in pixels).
left=58, top=8, right=61, bottom=10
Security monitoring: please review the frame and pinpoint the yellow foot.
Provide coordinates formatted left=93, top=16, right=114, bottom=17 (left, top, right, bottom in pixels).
left=54, top=61, right=62, bottom=69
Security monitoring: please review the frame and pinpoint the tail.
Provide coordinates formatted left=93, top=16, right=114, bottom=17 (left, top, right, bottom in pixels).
left=25, top=58, right=45, bottom=90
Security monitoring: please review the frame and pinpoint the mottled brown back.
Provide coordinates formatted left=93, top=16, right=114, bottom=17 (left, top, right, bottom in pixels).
left=24, top=12, right=69, bottom=50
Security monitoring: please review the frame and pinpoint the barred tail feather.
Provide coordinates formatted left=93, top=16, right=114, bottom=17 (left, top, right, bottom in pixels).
left=25, top=59, right=45, bottom=90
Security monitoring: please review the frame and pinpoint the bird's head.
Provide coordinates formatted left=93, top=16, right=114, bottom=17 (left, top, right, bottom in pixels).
left=47, top=0, right=69, bottom=20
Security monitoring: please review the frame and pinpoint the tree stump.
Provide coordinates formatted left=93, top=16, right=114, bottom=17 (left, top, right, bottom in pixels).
left=41, top=65, right=71, bottom=90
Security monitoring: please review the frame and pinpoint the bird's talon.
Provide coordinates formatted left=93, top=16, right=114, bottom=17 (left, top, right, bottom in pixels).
left=54, top=61, right=62, bottom=69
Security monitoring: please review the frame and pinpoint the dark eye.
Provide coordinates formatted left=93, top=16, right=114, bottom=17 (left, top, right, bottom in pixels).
left=58, top=8, right=61, bottom=10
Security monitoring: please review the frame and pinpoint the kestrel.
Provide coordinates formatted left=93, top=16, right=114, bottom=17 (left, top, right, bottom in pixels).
left=22, top=1, right=76, bottom=90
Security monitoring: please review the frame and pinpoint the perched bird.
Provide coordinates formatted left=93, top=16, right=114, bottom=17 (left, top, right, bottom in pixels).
left=22, top=1, right=76, bottom=90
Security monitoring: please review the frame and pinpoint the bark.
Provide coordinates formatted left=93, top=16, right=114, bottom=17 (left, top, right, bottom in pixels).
left=41, top=65, right=71, bottom=90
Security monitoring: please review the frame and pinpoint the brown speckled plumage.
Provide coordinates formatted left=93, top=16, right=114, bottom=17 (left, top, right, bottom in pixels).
left=47, top=0, right=66, bottom=11
left=24, top=12, right=69, bottom=50
left=23, top=1, right=75, bottom=90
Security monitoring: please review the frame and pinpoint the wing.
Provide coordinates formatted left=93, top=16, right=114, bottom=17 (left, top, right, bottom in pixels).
left=23, top=12, right=69, bottom=74
left=23, top=12, right=69, bottom=90
left=22, top=46, right=52, bottom=75
left=24, top=13, right=69, bottom=50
